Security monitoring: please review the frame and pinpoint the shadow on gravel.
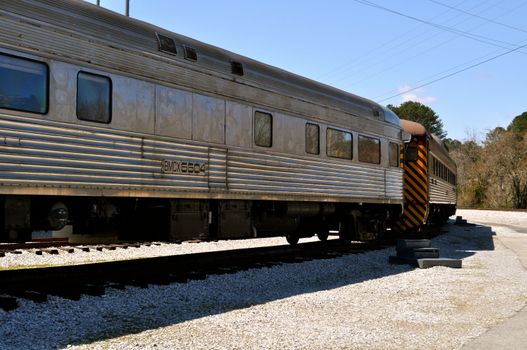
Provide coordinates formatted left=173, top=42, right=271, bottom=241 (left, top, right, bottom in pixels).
left=436, top=219, right=496, bottom=260
left=0, top=220, right=496, bottom=349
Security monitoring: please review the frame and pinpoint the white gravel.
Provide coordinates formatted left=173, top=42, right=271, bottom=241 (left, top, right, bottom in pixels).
left=1, top=210, right=527, bottom=350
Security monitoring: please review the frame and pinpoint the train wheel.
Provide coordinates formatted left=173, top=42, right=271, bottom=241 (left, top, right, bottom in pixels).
left=316, top=232, right=329, bottom=242
left=286, top=233, right=299, bottom=245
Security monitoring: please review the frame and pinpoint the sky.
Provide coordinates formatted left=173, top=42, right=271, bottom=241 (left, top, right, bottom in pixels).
left=84, top=0, right=527, bottom=141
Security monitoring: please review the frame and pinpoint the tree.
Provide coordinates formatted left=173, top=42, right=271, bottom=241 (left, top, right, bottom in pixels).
left=484, top=127, right=506, bottom=145
left=387, top=101, right=447, bottom=139
left=507, top=112, right=527, bottom=136
left=484, top=131, right=527, bottom=209
left=444, top=138, right=461, bottom=151
left=449, top=137, right=487, bottom=207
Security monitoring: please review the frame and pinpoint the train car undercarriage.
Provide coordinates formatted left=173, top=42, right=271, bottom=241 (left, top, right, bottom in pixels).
left=0, top=195, right=402, bottom=244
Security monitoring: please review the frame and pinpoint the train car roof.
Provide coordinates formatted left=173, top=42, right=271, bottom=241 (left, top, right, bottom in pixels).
left=1, top=0, right=400, bottom=127
left=430, top=134, right=456, bottom=169
left=401, top=120, right=455, bottom=169
left=401, top=120, right=427, bottom=136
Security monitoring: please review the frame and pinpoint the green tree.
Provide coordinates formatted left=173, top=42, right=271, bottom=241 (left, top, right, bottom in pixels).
left=507, top=112, right=527, bottom=136
left=387, top=101, right=446, bottom=139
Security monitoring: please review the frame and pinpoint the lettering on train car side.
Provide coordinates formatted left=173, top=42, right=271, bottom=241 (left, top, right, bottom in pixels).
left=161, top=160, right=207, bottom=175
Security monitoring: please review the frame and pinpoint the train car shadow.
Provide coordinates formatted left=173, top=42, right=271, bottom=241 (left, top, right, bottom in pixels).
left=0, top=220, right=497, bottom=349
left=433, top=219, right=496, bottom=260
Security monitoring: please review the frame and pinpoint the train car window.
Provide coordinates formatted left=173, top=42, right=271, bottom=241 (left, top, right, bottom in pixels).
left=358, top=135, right=381, bottom=164
left=305, top=123, right=320, bottom=155
left=183, top=46, right=197, bottom=61
left=326, top=128, right=352, bottom=160
left=389, top=142, right=399, bottom=167
left=405, top=146, right=418, bottom=162
left=77, top=72, right=112, bottom=124
left=231, top=61, right=244, bottom=76
left=0, top=53, right=48, bottom=114
left=156, top=33, right=177, bottom=55
left=254, top=111, right=272, bottom=147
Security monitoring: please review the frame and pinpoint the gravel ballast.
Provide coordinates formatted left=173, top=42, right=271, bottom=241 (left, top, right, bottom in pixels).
left=1, top=209, right=527, bottom=349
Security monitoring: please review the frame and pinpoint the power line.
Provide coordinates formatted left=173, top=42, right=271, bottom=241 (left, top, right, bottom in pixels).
left=377, top=40, right=527, bottom=103
left=351, top=0, right=527, bottom=53
left=314, top=0, right=469, bottom=81
left=426, top=0, right=527, bottom=34
left=373, top=49, right=498, bottom=100
left=321, top=0, right=510, bottom=86
left=339, top=0, right=525, bottom=88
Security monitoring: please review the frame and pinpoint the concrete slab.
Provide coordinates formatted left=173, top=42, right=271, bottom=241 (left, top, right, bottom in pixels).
left=462, top=232, right=527, bottom=349
left=417, top=258, right=462, bottom=269
left=462, top=308, right=527, bottom=350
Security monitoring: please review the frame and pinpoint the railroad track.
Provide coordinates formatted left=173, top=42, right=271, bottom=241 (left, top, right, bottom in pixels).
left=0, top=239, right=393, bottom=312
left=0, top=240, right=157, bottom=257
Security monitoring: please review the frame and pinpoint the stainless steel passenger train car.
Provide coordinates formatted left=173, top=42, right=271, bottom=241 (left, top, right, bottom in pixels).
left=428, top=133, right=457, bottom=223
left=0, top=0, right=406, bottom=243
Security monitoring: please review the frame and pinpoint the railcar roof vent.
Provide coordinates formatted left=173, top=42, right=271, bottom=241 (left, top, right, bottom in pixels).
left=156, top=33, right=177, bottom=55
left=183, top=46, right=197, bottom=61
left=231, top=61, right=244, bottom=76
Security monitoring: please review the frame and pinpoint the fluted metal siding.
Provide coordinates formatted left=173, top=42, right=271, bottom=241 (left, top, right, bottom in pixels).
left=429, top=178, right=456, bottom=204
left=0, top=114, right=403, bottom=203
left=0, top=114, right=210, bottom=192
left=227, top=150, right=403, bottom=199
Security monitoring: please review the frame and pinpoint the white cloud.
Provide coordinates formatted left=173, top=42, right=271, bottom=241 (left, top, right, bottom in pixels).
left=398, top=85, right=437, bottom=104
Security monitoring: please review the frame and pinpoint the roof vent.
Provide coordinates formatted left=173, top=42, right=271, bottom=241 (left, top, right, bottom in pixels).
left=231, top=61, right=244, bottom=76
left=156, top=33, right=177, bottom=55
left=183, top=46, right=197, bottom=61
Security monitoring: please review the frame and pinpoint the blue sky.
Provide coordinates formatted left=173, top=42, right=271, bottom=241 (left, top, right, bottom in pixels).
left=85, top=0, right=527, bottom=141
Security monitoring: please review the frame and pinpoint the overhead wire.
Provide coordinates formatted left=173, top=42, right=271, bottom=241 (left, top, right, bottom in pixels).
left=314, top=0, right=470, bottom=81
left=316, top=0, right=500, bottom=83
left=351, top=0, right=527, bottom=52
left=332, top=1, right=498, bottom=86
left=341, top=0, right=527, bottom=88
left=376, top=39, right=527, bottom=103
left=426, top=0, right=527, bottom=34
left=322, top=0, right=517, bottom=87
